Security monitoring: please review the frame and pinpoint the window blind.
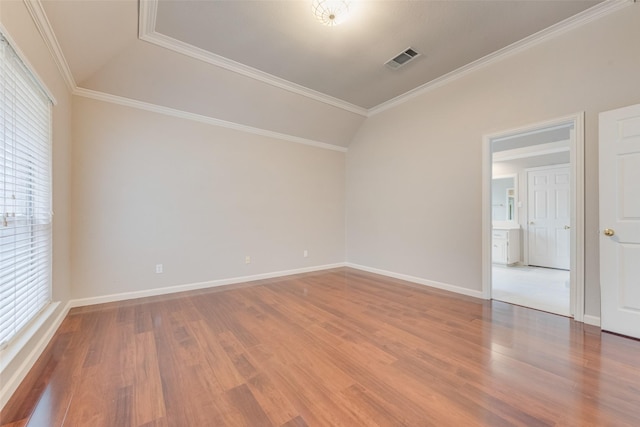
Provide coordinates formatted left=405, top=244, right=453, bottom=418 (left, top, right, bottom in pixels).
left=0, top=35, right=52, bottom=349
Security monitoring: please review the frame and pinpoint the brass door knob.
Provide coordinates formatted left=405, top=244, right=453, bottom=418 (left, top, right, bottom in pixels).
left=604, top=228, right=615, bottom=237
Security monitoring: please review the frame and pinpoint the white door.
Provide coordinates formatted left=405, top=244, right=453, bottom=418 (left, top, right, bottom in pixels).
left=527, top=165, right=571, bottom=269
left=599, top=104, right=640, bottom=339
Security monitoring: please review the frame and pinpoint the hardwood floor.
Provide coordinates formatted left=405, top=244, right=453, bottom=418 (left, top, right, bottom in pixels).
left=2, top=267, right=640, bottom=426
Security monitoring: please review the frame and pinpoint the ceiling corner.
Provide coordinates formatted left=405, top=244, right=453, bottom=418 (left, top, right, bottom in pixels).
left=138, top=0, right=158, bottom=41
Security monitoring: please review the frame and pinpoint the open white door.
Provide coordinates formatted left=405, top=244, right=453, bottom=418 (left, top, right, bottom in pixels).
left=527, top=165, right=571, bottom=270
left=599, top=104, right=640, bottom=339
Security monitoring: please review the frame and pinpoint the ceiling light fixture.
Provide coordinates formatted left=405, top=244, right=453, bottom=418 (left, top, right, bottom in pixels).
left=311, top=0, right=351, bottom=27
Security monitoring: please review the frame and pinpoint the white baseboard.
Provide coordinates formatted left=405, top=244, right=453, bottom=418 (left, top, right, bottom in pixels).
left=346, top=263, right=484, bottom=299
left=70, top=263, right=347, bottom=308
left=0, top=301, right=71, bottom=411
left=583, top=314, right=601, bottom=327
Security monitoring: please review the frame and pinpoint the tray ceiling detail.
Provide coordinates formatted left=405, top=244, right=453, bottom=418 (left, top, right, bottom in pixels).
left=140, top=0, right=606, bottom=111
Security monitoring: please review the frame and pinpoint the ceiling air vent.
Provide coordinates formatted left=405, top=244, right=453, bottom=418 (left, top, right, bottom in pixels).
left=385, top=47, right=420, bottom=70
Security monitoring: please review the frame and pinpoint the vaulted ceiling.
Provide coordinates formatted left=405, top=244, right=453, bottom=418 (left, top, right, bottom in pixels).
left=40, top=0, right=606, bottom=148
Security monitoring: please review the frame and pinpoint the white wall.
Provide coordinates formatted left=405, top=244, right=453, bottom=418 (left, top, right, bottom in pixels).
left=71, top=96, right=345, bottom=300
left=0, top=0, right=72, bottom=408
left=346, top=4, right=640, bottom=317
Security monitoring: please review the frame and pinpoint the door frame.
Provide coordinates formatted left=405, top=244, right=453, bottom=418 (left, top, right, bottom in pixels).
left=482, top=113, right=585, bottom=322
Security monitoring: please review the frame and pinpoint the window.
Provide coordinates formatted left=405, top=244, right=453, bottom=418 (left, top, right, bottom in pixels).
left=0, top=34, right=52, bottom=349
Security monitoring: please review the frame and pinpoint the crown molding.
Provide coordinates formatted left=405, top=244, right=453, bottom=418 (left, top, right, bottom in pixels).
left=138, top=0, right=367, bottom=117
left=23, top=0, right=633, bottom=138
left=368, top=0, right=633, bottom=116
left=138, top=0, right=158, bottom=38
left=73, top=87, right=348, bottom=153
left=139, top=0, right=633, bottom=118
left=22, top=0, right=348, bottom=153
left=23, top=0, right=76, bottom=92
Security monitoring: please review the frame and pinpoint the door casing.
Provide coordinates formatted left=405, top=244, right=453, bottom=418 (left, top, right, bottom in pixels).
left=482, top=113, right=585, bottom=322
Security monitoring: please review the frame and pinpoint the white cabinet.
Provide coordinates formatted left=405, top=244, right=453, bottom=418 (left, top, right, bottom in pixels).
left=492, top=228, right=520, bottom=265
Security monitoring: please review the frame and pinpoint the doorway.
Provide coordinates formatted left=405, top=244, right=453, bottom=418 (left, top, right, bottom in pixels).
left=482, top=114, right=584, bottom=321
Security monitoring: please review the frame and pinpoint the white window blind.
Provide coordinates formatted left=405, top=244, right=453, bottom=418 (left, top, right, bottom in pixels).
left=0, top=35, right=52, bottom=349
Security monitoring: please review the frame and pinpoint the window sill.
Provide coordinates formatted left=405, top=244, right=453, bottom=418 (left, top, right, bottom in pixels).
left=0, top=301, right=60, bottom=374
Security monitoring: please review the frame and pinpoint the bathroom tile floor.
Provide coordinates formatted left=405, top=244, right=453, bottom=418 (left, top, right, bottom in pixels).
left=492, top=264, right=571, bottom=316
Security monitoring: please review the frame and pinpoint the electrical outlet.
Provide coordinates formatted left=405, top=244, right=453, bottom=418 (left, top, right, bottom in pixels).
left=155, top=264, right=163, bottom=274
left=245, top=256, right=251, bottom=264
left=303, top=250, right=308, bottom=258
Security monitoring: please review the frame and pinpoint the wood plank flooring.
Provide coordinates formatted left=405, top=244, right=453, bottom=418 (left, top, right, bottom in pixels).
left=2, top=267, right=640, bottom=426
